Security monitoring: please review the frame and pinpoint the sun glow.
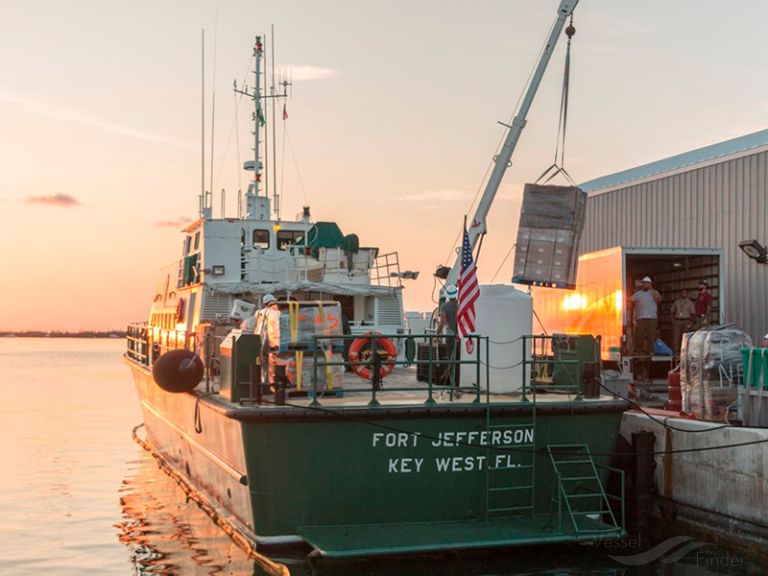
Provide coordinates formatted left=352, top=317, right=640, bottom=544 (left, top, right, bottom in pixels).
left=614, top=290, right=623, bottom=312
left=562, top=293, right=587, bottom=311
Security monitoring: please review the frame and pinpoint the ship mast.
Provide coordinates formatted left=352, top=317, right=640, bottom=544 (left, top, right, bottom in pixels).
left=234, top=35, right=290, bottom=221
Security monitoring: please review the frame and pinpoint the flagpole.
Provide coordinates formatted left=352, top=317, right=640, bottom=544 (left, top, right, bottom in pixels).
left=460, top=214, right=467, bottom=277
left=458, top=214, right=467, bottom=341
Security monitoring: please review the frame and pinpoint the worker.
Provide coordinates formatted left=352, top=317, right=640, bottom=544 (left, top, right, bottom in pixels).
left=436, top=284, right=460, bottom=395
left=631, top=276, right=662, bottom=356
left=694, top=280, right=713, bottom=328
left=436, top=284, right=458, bottom=337
left=670, top=288, right=695, bottom=354
left=252, top=294, right=279, bottom=338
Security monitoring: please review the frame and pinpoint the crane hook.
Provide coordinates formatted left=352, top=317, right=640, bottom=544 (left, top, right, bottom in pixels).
left=565, top=15, right=575, bottom=39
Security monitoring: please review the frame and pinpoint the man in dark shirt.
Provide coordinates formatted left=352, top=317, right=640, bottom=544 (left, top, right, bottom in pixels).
left=437, top=284, right=458, bottom=335
left=436, top=284, right=459, bottom=393
left=695, top=280, right=713, bottom=328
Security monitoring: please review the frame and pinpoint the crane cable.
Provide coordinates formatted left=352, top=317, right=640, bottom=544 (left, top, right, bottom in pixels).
left=535, top=14, right=577, bottom=186
left=441, top=17, right=558, bottom=269
left=492, top=15, right=578, bottom=282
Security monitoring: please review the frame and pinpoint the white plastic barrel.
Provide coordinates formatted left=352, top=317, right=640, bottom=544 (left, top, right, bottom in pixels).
left=460, top=285, right=533, bottom=393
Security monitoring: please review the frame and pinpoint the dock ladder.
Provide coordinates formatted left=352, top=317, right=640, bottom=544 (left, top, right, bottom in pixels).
left=546, top=444, right=622, bottom=534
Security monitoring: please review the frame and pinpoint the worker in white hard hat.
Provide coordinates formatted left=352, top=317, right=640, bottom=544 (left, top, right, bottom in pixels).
left=262, top=293, right=278, bottom=306
left=254, top=294, right=279, bottom=332
left=630, top=276, right=662, bottom=358
left=241, top=294, right=278, bottom=333
left=436, top=284, right=461, bottom=396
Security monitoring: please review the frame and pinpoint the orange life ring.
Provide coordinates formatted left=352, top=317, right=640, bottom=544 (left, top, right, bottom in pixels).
left=348, top=332, right=397, bottom=381
left=175, top=298, right=185, bottom=323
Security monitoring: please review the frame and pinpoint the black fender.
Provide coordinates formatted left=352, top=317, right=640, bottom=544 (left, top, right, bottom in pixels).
left=152, top=349, right=204, bottom=393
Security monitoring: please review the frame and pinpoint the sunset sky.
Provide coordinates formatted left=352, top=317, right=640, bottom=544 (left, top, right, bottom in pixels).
left=2, top=0, right=768, bottom=331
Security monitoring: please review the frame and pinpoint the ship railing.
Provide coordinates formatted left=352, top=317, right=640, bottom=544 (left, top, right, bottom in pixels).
left=522, top=335, right=587, bottom=400
left=371, top=251, right=402, bottom=287
left=240, top=248, right=380, bottom=284
left=241, top=253, right=297, bottom=283
left=305, top=333, right=489, bottom=406
left=125, top=322, right=191, bottom=367
left=550, top=464, right=626, bottom=535
left=126, top=322, right=150, bottom=364
left=596, top=464, right=626, bottom=531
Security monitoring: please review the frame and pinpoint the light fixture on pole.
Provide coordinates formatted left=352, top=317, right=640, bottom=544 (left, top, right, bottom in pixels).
left=391, top=271, right=420, bottom=280
left=738, top=239, right=768, bottom=264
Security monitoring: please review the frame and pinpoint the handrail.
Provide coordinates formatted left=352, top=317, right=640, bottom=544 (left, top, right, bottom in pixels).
left=126, top=321, right=191, bottom=366
left=309, top=333, right=489, bottom=406
left=521, top=334, right=586, bottom=400
left=596, top=463, right=626, bottom=530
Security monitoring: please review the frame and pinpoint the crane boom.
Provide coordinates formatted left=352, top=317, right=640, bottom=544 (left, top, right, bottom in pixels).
left=445, top=0, right=579, bottom=287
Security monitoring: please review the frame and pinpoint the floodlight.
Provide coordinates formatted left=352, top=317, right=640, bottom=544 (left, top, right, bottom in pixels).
left=738, top=239, right=768, bottom=264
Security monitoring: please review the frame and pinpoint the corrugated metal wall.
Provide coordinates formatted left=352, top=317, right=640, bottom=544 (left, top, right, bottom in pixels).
left=581, top=151, right=768, bottom=343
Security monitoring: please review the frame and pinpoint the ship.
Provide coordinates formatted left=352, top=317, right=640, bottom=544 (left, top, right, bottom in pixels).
left=125, top=0, right=629, bottom=562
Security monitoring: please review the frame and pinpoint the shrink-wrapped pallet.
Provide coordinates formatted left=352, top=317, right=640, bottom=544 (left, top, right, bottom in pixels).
left=255, top=303, right=343, bottom=352
left=512, top=184, right=586, bottom=289
left=681, top=327, right=751, bottom=420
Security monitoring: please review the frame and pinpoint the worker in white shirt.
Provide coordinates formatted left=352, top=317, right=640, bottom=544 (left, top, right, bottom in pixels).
left=631, top=276, right=662, bottom=356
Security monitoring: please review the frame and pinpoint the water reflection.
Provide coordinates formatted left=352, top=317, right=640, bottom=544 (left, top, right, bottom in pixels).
left=117, top=454, right=631, bottom=576
left=118, top=450, right=766, bottom=576
left=117, top=453, right=257, bottom=575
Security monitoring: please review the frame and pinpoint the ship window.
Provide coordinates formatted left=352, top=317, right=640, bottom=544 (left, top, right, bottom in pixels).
left=194, top=231, right=200, bottom=250
left=253, top=229, right=270, bottom=249
left=184, top=236, right=192, bottom=255
left=277, top=230, right=304, bottom=250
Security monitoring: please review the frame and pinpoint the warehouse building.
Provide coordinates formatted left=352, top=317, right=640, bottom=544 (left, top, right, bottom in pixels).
left=579, top=129, right=768, bottom=344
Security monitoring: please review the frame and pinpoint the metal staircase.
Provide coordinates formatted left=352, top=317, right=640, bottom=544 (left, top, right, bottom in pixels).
left=546, top=444, right=622, bottom=534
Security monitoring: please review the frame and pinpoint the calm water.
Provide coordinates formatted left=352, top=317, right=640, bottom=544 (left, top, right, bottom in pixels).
left=0, top=338, right=762, bottom=575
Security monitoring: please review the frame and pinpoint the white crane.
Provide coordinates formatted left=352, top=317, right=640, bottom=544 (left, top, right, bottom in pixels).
left=444, top=0, right=579, bottom=287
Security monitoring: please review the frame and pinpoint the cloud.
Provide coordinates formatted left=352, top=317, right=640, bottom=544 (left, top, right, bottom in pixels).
left=0, top=92, right=196, bottom=150
left=156, top=217, right=193, bottom=228
left=400, top=189, right=473, bottom=203
left=25, top=194, right=80, bottom=207
left=281, top=65, right=338, bottom=82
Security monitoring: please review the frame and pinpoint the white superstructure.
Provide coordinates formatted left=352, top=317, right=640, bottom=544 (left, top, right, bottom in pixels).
left=145, top=36, right=406, bottom=357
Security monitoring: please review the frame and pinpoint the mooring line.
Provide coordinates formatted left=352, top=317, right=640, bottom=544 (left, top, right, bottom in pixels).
left=131, top=423, right=290, bottom=576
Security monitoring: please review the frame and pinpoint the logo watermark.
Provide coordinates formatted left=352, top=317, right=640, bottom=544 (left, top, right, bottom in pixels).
left=601, top=534, right=744, bottom=568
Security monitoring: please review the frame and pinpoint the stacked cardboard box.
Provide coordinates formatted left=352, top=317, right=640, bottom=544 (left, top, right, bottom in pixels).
left=512, top=184, right=586, bottom=289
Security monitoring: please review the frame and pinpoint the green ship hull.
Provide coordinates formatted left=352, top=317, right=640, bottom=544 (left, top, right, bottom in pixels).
left=128, top=360, right=627, bottom=558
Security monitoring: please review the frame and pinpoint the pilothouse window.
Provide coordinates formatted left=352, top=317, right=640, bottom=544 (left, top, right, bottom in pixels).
left=277, top=230, right=304, bottom=250
left=253, top=229, right=270, bottom=249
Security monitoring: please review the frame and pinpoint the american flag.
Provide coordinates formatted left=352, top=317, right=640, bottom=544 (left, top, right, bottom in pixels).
left=457, top=228, right=479, bottom=337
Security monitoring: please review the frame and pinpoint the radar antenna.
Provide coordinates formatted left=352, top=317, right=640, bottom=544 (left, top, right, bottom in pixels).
left=234, top=35, right=290, bottom=220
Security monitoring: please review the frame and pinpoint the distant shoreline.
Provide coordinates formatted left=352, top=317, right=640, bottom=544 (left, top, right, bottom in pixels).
left=0, top=331, right=126, bottom=338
